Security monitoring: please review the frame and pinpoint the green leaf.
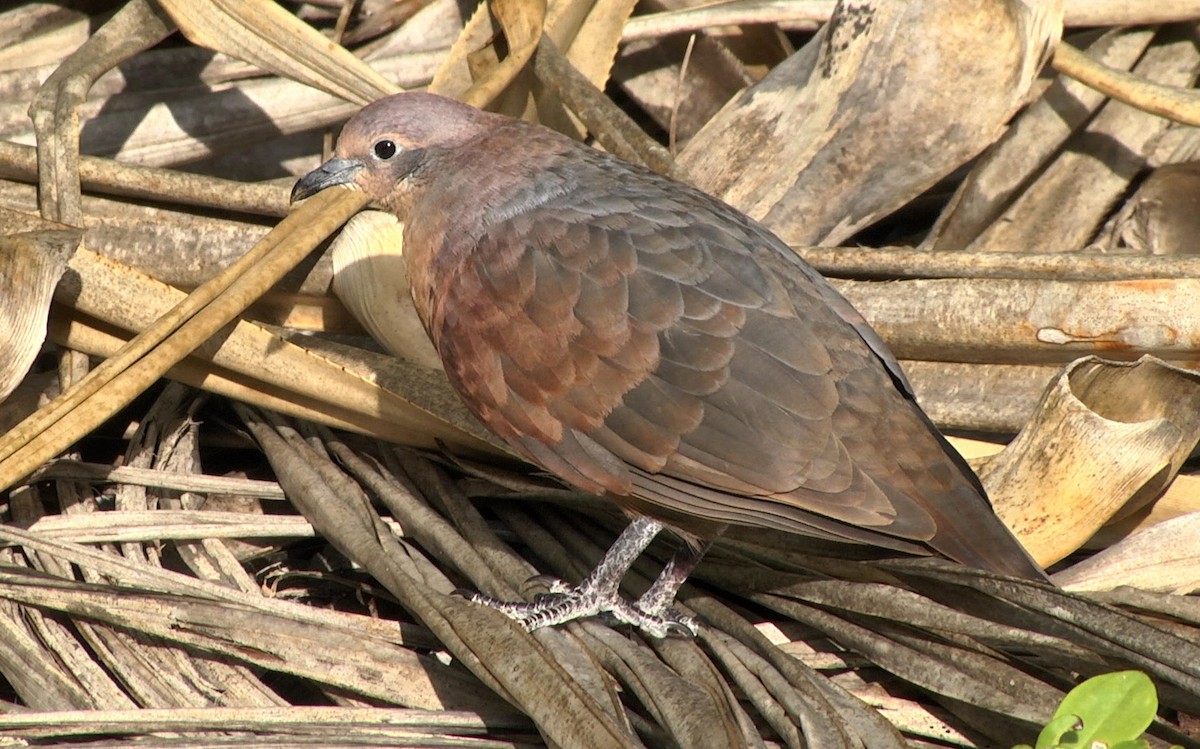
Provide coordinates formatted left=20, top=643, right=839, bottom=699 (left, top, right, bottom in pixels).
left=1035, top=713, right=1084, bottom=749
left=1050, top=671, right=1158, bottom=747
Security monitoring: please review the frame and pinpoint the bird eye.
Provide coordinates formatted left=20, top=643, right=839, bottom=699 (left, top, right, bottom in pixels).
left=373, top=140, right=397, bottom=160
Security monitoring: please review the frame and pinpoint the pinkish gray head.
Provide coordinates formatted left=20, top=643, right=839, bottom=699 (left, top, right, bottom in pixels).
left=291, top=92, right=496, bottom=206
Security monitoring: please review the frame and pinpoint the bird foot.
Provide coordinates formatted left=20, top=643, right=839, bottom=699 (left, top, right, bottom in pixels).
left=462, top=576, right=699, bottom=638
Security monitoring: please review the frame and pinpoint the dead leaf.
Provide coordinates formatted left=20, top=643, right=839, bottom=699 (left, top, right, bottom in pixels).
left=925, top=26, right=1156, bottom=252
left=155, top=0, right=397, bottom=104
left=1089, top=161, right=1200, bottom=255
left=428, top=0, right=547, bottom=110
left=1054, top=512, right=1200, bottom=593
left=963, top=25, right=1200, bottom=253
left=981, top=356, right=1200, bottom=566
left=0, top=228, right=79, bottom=402
left=678, top=0, right=1062, bottom=246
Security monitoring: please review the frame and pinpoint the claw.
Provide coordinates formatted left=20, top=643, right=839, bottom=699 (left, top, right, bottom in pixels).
left=521, top=574, right=569, bottom=596
left=663, top=617, right=700, bottom=638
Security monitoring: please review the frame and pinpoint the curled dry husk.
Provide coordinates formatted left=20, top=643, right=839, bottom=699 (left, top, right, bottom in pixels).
left=980, top=356, right=1200, bottom=567
left=0, top=227, right=79, bottom=402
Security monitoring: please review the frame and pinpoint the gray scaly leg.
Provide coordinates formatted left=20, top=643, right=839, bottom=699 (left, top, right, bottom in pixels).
left=467, top=517, right=701, bottom=637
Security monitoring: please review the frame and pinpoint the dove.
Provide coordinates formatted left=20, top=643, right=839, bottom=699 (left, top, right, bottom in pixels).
left=293, top=92, right=1044, bottom=637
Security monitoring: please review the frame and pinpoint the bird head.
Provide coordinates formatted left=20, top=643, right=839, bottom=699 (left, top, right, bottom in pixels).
left=291, top=92, right=493, bottom=208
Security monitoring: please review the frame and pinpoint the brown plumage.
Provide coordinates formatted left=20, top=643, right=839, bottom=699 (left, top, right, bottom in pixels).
left=293, top=92, right=1043, bottom=633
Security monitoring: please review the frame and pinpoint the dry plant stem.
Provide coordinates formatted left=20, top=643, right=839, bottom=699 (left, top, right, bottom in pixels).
left=903, top=360, right=1057, bottom=434
left=54, top=401, right=254, bottom=709
left=756, top=578, right=1073, bottom=655
left=983, top=357, right=1200, bottom=566
left=323, top=435, right=518, bottom=599
left=387, top=450, right=539, bottom=594
left=1054, top=42, right=1200, bottom=127
left=28, top=0, right=173, bottom=463
left=1093, top=473, right=1200, bottom=544
left=668, top=33, right=698, bottom=156
left=1091, top=162, right=1200, bottom=255
left=0, top=141, right=291, bottom=218
left=575, top=624, right=745, bottom=749
left=42, top=77, right=361, bottom=170
left=247, top=292, right=362, bottom=332
left=0, top=603, right=116, bottom=711
left=657, top=636, right=761, bottom=742
left=533, top=36, right=674, bottom=174
left=699, top=629, right=801, bottom=747
left=621, top=0, right=831, bottom=40
left=621, top=0, right=1200, bottom=41
left=832, top=277, right=1200, bottom=364
left=0, top=186, right=279, bottom=292
left=235, top=406, right=641, bottom=749
left=412, top=500, right=661, bottom=730
left=1062, top=1, right=1200, bottom=25
left=115, top=383, right=191, bottom=564
left=486, top=507, right=588, bottom=601
left=501, top=506, right=605, bottom=585
left=0, top=6, right=93, bottom=69
left=747, top=590, right=1056, bottom=726
left=26, top=510, right=313, bottom=544
left=2, top=489, right=124, bottom=712
left=1056, top=512, right=1200, bottom=594
left=541, top=0, right=641, bottom=114
left=1086, top=589, right=1200, bottom=632
left=693, top=597, right=903, bottom=747
left=0, top=528, right=513, bottom=712
left=705, top=630, right=841, bottom=746
left=28, top=460, right=287, bottom=499
left=646, top=636, right=758, bottom=748
left=422, top=504, right=633, bottom=729
left=0, top=522, right=438, bottom=646
left=679, top=0, right=1059, bottom=246
left=667, top=561, right=902, bottom=744
left=0, top=187, right=368, bottom=492
left=973, top=27, right=1200, bottom=254
left=565, top=630, right=669, bottom=738
left=802, top=245, right=1200, bottom=281
left=893, top=566, right=1200, bottom=699
left=51, top=309, right=460, bottom=445
left=430, top=0, right=636, bottom=141
left=0, top=706, right=523, bottom=743
left=3, top=47, right=443, bottom=163
left=435, top=0, right=546, bottom=110
left=0, top=569, right=500, bottom=712
left=49, top=252, right=495, bottom=450
left=30, top=0, right=175, bottom=226
left=615, top=24, right=755, bottom=146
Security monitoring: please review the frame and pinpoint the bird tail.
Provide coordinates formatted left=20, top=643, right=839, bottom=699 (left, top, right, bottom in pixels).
left=925, top=428, right=1048, bottom=582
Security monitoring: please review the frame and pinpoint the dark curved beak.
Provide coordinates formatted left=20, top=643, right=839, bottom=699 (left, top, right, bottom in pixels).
left=291, top=157, right=364, bottom=203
